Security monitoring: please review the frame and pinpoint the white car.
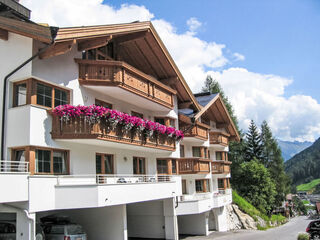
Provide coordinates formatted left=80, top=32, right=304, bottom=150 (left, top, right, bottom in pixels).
left=43, top=223, right=87, bottom=240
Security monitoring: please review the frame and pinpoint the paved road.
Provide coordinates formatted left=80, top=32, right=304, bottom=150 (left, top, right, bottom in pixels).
left=181, top=216, right=311, bottom=240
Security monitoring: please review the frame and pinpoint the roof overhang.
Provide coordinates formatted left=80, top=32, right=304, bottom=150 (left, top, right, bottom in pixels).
left=195, top=93, right=240, bottom=142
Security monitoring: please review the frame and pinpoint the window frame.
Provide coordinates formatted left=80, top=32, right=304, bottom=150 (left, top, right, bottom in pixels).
left=12, top=78, right=70, bottom=109
left=11, top=146, right=70, bottom=175
left=131, top=111, right=144, bottom=119
left=96, top=153, right=114, bottom=174
left=195, top=179, right=210, bottom=193
left=180, top=145, right=185, bottom=158
left=156, top=158, right=179, bottom=175
left=154, top=117, right=175, bottom=127
left=95, top=99, right=112, bottom=109
left=133, top=156, right=146, bottom=175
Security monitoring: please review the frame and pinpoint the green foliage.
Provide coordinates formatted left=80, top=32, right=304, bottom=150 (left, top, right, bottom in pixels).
left=235, top=159, right=276, bottom=214
left=270, top=214, right=286, bottom=223
left=245, top=120, right=263, bottom=161
left=293, top=196, right=307, bottom=215
left=297, top=178, right=320, bottom=192
left=302, top=200, right=310, bottom=205
left=297, top=233, right=309, bottom=240
left=285, top=137, right=320, bottom=186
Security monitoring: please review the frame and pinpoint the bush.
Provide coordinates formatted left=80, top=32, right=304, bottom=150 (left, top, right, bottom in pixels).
left=297, top=233, right=309, bottom=240
left=270, top=214, right=286, bottom=223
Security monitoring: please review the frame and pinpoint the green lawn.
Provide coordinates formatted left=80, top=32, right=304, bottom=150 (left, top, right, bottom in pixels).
left=297, top=178, right=320, bottom=192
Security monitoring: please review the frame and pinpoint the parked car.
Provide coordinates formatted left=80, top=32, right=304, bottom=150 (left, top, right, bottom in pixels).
left=307, top=219, right=320, bottom=240
left=0, top=222, right=15, bottom=240
left=43, top=223, right=87, bottom=240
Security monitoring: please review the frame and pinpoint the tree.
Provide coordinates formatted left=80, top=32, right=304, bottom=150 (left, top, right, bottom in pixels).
left=236, top=159, right=276, bottom=214
left=260, top=121, right=290, bottom=207
left=245, top=120, right=263, bottom=161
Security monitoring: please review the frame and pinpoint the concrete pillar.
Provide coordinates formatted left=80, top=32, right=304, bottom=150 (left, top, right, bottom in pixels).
left=163, top=198, right=179, bottom=240
left=17, top=211, right=35, bottom=240
left=214, top=206, right=228, bottom=232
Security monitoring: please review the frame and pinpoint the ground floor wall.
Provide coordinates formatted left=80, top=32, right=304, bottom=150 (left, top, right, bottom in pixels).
left=178, top=212, right=209, bottom=236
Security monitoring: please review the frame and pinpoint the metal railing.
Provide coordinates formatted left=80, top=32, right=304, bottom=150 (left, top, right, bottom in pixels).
left=56, top=174, right=174, bottom=186
left=0, top=160, right=29, bottom=173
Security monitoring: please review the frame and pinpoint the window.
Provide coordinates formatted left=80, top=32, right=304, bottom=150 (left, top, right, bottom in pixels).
left=13, top=79, right=70, bottom=109
left=133, top=157, right=146, bottom=174
left=11, top=149, right=26, bottom=172
left=182, top=180, right=187, bottom=194
left=201, top=117, right=210, bottom=126
left=172, top=160, right=177, bottom=174
left=35, top=149, right=68, bottom=174
left=155, top=117, right=175, bottom=127
left=96, top=153, right=114, bottom=174
left=14, top=82, right=27, bottom=106
left=95, top=99, right=112, bottom=109
left=37, top=83, right=52, bottom=107
left=54, top=88, right=68, bottom=107
left=157, top=160, right=168, bottom=174
left=155, top=117, right=165, bottom=125
left=216, top=151, right=227, bottom=161
left=192, top=147, right=201, bottom=157
left=218, top=178, right=225, bottom=189
left=180, top=145, right=185, bottom=158
left=216, top=152, right=222, bottom=160
left=195, top=179, right=210, bottom=193
left=131, top=111, right=143, bottom=119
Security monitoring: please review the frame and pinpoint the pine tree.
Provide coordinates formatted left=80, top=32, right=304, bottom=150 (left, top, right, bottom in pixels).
left=245, top=120, right=263, bottom=161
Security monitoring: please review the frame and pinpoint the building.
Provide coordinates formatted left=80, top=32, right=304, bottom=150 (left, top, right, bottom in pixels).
left=0, top=1, right=240, bottom=239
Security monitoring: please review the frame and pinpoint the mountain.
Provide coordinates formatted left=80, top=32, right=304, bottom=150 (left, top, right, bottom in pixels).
left=285, top=137, right=320, bottom=186
left=278, top=140, right=312, bottom=161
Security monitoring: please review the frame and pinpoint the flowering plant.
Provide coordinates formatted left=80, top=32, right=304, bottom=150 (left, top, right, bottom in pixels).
left=52, top=104, right=184, bottom=140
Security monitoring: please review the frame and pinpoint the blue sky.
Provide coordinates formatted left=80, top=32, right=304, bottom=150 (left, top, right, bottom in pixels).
left=22, top=0, right=320, bottom=141
left=104, top=0, right=320, bottom=102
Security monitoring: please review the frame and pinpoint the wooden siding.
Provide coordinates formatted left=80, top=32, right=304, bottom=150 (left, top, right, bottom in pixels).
left=178, top=158, right=211, bottom=174
left=209, top=131, right=229, bottom=146
left=51, top=114, right=175, bottom=151
left=76, top=59, right=175, bottom=109
left=180, top=123, right=209, bottom=141
left=211, top=161, right=231, bottom=174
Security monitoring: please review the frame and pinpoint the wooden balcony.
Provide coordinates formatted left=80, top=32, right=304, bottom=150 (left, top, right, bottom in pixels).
left=178, top=158, right=211, bottom=174
left=75, top=59, right=176, bottom=109
left=211, top=161, right=231, bottom=174
left=209, top=131, right=229, bottom=146
left=50, top=114, right=175, bottom=151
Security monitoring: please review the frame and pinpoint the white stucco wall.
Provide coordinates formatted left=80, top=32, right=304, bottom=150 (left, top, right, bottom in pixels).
left=178, top=212, right=209, bottom=236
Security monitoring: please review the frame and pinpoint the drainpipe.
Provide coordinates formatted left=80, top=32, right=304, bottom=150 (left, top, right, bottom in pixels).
left=0, top=27, right=58, bottom=160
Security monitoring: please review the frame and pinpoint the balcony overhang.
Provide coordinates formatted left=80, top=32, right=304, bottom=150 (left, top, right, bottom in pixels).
left=75, top=59, right=176, bottom=110
left=179, top=114, right=209, bottom=141
left=209, top=131, right=230, bottom=146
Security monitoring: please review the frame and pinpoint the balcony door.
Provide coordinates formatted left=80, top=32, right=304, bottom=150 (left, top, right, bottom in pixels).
left=133, top=157, right=146, bottom=175
left=96, top=153, right=114, bottom=174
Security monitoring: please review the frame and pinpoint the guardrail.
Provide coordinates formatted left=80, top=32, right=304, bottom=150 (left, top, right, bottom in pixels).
left=56, top=174, right=175, bottom=186
left=0, top=160, right=29, bottom=173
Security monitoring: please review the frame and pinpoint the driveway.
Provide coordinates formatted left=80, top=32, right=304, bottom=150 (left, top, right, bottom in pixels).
left=180, top=216, right=311, bottom=240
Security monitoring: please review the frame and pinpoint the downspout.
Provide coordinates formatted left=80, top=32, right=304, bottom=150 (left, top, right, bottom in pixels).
left=0, top=27, right=58, bottom=160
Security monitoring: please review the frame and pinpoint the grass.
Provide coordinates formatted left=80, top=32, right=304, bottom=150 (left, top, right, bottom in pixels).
left=232, top=191, right=287, bottom=230
left=297, top=233, right=309, bottom=240
left=297, top=178, right=320, bottom=192
left=302, top=200, right=310, bottom=205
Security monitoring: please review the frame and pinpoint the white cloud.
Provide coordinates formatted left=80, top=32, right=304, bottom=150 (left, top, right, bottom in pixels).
left=186, top=17, right=202, bottom=33
left=208, top=68, right=320, bottom=142
left=21, top=0, right=320, bottom=141
left=233, top=52, right=245, bottom=61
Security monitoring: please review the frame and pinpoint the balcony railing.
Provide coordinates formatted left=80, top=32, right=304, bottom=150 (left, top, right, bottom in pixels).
left=209, top=131, right=229, bottom=146
left=56, top=174, right=175, bottom=186
left=75, top=59, right=176, bottom=109
left=178, top=158, right=211, bottom=174
left=50, top=114, right=176, bottom=151
left=180, top=124, right=209, bottom=141
left=211, top=161, right=231, bottom=174
left=0, top=160, right=29, bottom=173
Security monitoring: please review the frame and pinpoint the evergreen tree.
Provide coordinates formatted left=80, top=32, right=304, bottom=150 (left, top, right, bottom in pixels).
left=245, top=120, right=263, bottom=161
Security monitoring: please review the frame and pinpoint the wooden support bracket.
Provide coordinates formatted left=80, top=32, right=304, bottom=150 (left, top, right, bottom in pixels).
left=39, top=40, right=76, bottom=59
left=77, top=36, right=112, bottom=52
left=0, top=28, right=8, bottom=41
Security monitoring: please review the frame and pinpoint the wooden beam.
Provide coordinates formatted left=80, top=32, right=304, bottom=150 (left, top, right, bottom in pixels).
left=116, top=30, right=148, bottom=44
left=0, top=28, right=8, bottom=41
left=178, top=101, right=192, bottom=109
left=78, top=36, right=112, bottom=51
left=39, top=40, right=75, bottom=59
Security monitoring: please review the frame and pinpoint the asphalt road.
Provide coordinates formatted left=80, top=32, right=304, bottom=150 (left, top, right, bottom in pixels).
left=181, top=216, right=312, bottom=240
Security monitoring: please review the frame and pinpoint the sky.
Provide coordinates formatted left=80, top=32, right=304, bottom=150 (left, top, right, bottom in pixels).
left=21, top=0, right=320, bottom=142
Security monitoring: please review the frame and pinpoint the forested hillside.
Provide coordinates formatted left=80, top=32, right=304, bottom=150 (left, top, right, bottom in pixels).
left=285, top=138, right=320, bottom=186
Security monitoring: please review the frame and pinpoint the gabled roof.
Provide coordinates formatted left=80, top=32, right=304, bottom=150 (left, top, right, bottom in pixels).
left=53, top=21, right=200, bottom=110
left=0, top=15, right=53, bottom=43
left=194, top=92, right=240, bottom=141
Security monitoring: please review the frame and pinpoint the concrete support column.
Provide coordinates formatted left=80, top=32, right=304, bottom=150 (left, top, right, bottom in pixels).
left=163, top=198, right=178, bottom=240
left=17, top=211, right=35, bottom=240
left=214, top=206, right=228, bottom=232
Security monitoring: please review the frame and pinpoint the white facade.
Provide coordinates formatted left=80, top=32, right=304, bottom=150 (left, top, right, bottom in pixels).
left=0, top=15, right=236, bottom=239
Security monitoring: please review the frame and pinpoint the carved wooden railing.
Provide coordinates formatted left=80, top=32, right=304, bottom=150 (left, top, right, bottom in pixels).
left=211, top=161, right=231, bottom=174
left=180, top=123, right=209, bottom=141
left=75, top=59, right=176, bottom=109
left=50, top=114, right=175, bottom=151
left=209, top=131, right=229, bottom=146
left=178, top=158, right=211, bottom=174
